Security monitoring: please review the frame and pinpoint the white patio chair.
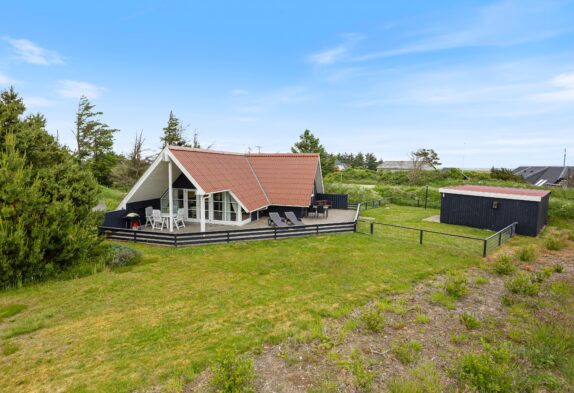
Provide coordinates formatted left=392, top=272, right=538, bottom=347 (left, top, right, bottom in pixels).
left=174, top=208, right=186, bottom=229
left=144, top=206, right=154, bottom=228
left=151, top=209, right=167, bottom=230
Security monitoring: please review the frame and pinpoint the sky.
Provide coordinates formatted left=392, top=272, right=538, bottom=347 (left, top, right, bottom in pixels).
left=1, top=0, right=574, bottom=168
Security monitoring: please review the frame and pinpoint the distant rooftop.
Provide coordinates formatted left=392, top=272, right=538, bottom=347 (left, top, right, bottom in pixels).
left=439, top=185, right=550, bottom=202
left=513, top=166, right=572, bottom=186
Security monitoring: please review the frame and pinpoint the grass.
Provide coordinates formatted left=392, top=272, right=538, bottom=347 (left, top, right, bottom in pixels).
left=0, top=205, right=484, bottom=392
left=492, top=254, right=516, bottom=275
left=98, top=185, right=126, bottom=211
left=392, top=340, right=422, bottom=365
left=415, top=313, right=430, bottom=324
left=459, top=312, right=481, bottom=330
left=0, top=304, right=27, bottom=322
left=387, top=362, right=444, bottom=393
left=516, top=245, right=537, bottom=262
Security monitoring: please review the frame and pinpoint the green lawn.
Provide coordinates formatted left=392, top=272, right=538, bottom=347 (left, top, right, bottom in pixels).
left=98, top=185, right=126, bottom=211
left=0, top=207, right=484, bottom=392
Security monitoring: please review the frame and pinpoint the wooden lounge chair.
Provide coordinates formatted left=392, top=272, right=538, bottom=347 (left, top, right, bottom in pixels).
left=268, top=212, right=288, bottom=227
left=285, top=211, right=303, bottom=226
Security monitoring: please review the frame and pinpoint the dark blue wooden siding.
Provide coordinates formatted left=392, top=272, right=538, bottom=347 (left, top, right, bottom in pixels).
left=440, top=193, right=548, bottom=236
left=314, top=193, right=348, bottom=209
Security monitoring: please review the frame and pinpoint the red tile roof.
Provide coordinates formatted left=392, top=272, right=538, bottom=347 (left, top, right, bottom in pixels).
left=440, top=185, right=550, bottom=201
left=168, top=147, right=320, bottom=211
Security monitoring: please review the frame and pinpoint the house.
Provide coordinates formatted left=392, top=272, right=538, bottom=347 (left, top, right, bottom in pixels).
left=335, top=160, right=349, bottom=171
left=377, top=161, right=435, bottom=171
left=439, top=185, right=550, bottom=236
left=513, top=166, right=573, bottom=187
left=114, top=146, right=325, bottom=232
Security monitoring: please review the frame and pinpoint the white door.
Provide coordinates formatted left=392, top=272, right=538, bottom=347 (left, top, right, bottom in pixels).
left=185, top=190, right=198, bottom=220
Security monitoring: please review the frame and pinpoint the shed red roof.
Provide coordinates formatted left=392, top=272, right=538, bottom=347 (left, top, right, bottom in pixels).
left=439, top=185, right=550, bottom=202
left=168, top=147, right=320, bottom=211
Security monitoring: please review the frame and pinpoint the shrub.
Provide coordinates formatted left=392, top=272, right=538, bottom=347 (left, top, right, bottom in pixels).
left=415, top=313, right=431, bottom=324
left=475, top=276, right=489, bottom=285
left=387, top=362, right=444, bottom=393
left=553, top=263, right=564, bottom=273
left=211, top=351, right=255, bottom=393
left=360, top=307, right=385, bottom=333
left=505, top=272, right=540, bottom=296
left=105, top=244, right=142, bottom=268
left=516, top=246, right=537, bottom=262
left=455, top=343, right=514, bottom=393
left=493, top=255, right=516, bottom=275
left=531, top=268, right=552, bottom=283
left=392, top=341, right=422, bottom=365
left=527, top=323, right=574, bottom=369
left=444, top=272, right=468, bottom=299
left=545, top=237, right=566, bottom=251
left=459, top=312, right=482, bottom=330
left=350, top=349, right=373, bottom=392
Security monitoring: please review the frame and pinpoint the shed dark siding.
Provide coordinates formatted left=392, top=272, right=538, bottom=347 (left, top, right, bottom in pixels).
left=440, top=193, right=547, bottom=236
left=314, top=193, right=349, bottom=209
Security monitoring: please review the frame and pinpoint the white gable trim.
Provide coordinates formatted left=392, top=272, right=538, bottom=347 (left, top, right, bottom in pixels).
left=439, top=188, right=545, bottom=202
left=116, top=147, right=206, bottom=210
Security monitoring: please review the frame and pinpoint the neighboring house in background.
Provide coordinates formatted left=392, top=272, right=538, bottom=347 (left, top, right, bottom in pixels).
left=377, top=161, right=435, bottom=171
left=513, top=166, right=573, bottom=187
left=114, top=146, right=324, bottom=232
left=335, top=160, right=349, bottom=171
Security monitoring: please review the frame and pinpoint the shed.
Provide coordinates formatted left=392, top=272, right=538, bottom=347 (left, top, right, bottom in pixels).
left=438, top=185, right=551, bottom=236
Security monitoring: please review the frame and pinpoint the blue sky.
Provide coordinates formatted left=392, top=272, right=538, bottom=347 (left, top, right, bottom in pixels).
left=1, top=0, right=574, bottom=168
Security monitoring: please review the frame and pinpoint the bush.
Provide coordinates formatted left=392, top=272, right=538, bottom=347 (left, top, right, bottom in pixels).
left=455, top=343, right=514, bottom=393
left=444, top=272, right=468, bottom=299
left=545, top=237, right=566, bottom=251
left=516, top=246, right=537, bottom=262
left=493, top=255, right=516, bottom=275
left=350, top=349, right=373, bottom=392
left=105, top=244, right=142, bottom=268
left=531, top=268, right=552, bottom=283
left=211, top=351, right=255, bottom=393
left=505, top=272, right=540, bottom=296
left=360, top=307, right=385, bottom=333
left=0, top=89, right=101, bottom=288
left=553, top=263, right=564, bottom=273
left=392, top=341, right=422, bottom=365
left=527, top=323, right=574, bottom=369
left=459, top=312, right=482, bottom=330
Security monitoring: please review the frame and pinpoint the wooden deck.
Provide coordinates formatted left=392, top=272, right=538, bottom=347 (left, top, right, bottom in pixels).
left=139, top=208, right=357, bottom=234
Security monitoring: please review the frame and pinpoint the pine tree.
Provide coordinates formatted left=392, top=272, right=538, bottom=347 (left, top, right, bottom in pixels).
left=74, top=96, right=102, bottom=163
left=291, top=129, right=335, bottom=175
left=354, top=152, right=365, bottom=168
left=365, top=153, right=379, bottom=170
left=111, top=131, right=151, bottom=188
left=161, top=111, right=189, bottom=147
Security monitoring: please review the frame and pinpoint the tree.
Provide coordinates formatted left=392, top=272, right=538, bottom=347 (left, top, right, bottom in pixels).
left=0, top=88, right=101, bottom=287
left=409, top=148, right=441, bottom=183
left=365, top=153, right=379, bottom=170
left=73, top=96, right=119, bottom=185
left=291, top=129, right=335, bottom=175
left=111, top=131, right=152, bottom=189
left=161, top=111, right=189, bottom=147
left=490, top=167, right=523, bottom=182
left=354, top=152, right=365, bottom=168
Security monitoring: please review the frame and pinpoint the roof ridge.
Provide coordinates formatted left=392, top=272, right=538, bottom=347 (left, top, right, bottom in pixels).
left=168, top=146, right=320, bottom=158
left=245, top=155, right=270, bottom=206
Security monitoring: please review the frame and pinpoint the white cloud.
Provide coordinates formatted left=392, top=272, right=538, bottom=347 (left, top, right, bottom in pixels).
left=56, top=80, right=105, bottom=99
left=308, top=33, right=364, bottom=65
left=25, top=97, right=55, bottom=108
left=531, top=71, right=574, bottom=102
left=3, top=37, right=64, bottom=65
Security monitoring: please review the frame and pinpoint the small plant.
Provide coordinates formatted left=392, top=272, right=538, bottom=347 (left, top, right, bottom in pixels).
left=493, top=255, right=516, bottom=275
left=415, top=313, right=430, bottom=324
left=360, top=307, right=385, bottom=333
left=392, top=340, right=422, bottom=365
left=105, top=244, right=142, bottom=268
left=474, top=276, right=489, bottom=285
left=545, top=237, right=566, bottom=251
left=444, top=272, right=468, bottom=299
left=455, top=342, right=514, bottom=393
left=516, top=245, right=537, bottom=262
left=350, top=349, right=373, bottom=392
left=431, top=291, right=456, bottom=310
left=1, top=340, right=20, bottom=356
left=211, top=351, right=255, bottom=393
left=531, top=268, right=552, bottom=283
left=527, top=323, right=574, bottom=369
left=553, top=263, right=564, bottom=273
left=387, top=362, right=444, bottom=393
left=459, top=312, right=482, bottom=330
left=505, top=272, right=540, bottom=296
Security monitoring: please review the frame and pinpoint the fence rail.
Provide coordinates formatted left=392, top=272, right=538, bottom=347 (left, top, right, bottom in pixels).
left=101, top=221, right=357, bottom=247
left=356, top=220, right=517, bottom=257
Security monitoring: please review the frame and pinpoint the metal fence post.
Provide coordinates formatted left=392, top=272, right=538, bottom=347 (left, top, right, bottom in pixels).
left=174, top=234, right=178, bottom=247
left=498, top=232, right=502, bottom=246
left=316, top=225, right=320, bottom=235
left=483, top=240, right=488, bottom=257
left=419, top=230, right=423, bottom=244
left=370, top=222, right=374, bottom=235
left=274, top=228, right=277, bottom=239
left=133, top=230, right=136, bottom=243
left=227, top=232, right=230, bottom=243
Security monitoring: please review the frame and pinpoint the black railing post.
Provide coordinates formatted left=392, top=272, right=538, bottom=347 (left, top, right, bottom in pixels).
left=133, top=230, right=136, bottom=243
left=274, top=228, right=277, bottom=240
left=227, top=231, right=230, bottom=243
left=483, top=240, right=488, bottom=257
left=316, top=225, right=320, bottom=235
left=498, top=232, right=502, bottom=246
left=174, top=234, right=178, bottom=247
left=370, top=222, right=374, bottom=235
left=353, top=221, right=357, bottom=232
left=419, top=230, right=423, bottom=244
